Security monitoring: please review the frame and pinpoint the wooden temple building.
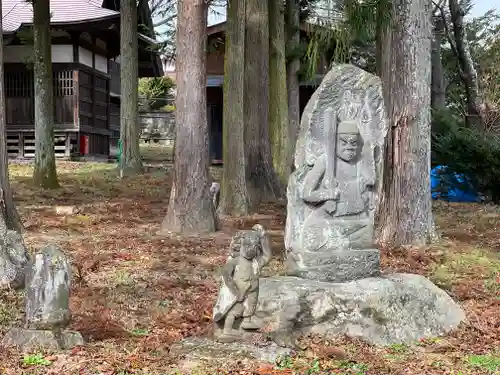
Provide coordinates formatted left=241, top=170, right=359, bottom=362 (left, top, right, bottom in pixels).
left=2, top=0, right=163, bottom=159
left=205, top=22, right=327, bottom=163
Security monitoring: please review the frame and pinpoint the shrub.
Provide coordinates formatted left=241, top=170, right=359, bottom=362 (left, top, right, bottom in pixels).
left=432, top=110, right=500, bottom=203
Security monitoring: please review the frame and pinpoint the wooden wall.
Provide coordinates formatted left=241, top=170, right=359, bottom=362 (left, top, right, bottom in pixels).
left=4, top=64, right=76, bottom=130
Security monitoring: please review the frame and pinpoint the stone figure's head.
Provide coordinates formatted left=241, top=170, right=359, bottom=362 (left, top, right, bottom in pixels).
left=240, top=234, right=261, bottom=260
left=336, top=120, right=360, bottom=162
left=230, top=230, right=262, bottom=261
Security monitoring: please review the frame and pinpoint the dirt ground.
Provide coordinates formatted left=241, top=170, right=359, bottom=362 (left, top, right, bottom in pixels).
left=0, top=150, right=498, bottom=374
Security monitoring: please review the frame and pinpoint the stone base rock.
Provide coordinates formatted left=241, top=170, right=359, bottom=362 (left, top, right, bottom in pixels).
left=1, top=328, right=84, bottom=352
left=252, top=273, right=465, bottom=346
left=286, top=248, right=380, bottom=282
left=170, top=337, right=292, bottom=365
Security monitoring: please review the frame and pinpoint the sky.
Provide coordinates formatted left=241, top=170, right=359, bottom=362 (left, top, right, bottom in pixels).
left=469, top=0, right=497, bottom=18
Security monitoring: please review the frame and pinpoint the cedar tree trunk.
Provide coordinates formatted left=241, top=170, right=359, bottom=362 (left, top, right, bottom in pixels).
left=120, top=0, right=143, bottom=176
left=32, top=0, right=59, bottom=189
left=286, top=0, right=301, bottom=171
left=269, top=0, right=290, bottom=184
left=219, top=0, right=251, bottom=216
left=447, top=0, right=484, bottom=130
left=375, top=0, right=435, bottom=247
left=244, top=0, right=284, bottom=208
left=0, top=2, right=22, bottom=232
left=431, top=16, right=446, bottom=111
left=160, top=0, right=216, bottom=233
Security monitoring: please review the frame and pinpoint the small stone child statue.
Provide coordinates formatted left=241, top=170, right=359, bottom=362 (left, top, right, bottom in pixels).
left=213, top=224, right=272, bottom=343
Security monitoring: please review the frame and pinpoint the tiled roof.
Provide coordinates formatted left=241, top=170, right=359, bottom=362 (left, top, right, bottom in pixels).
left=2, top=0, right=119, bottom=33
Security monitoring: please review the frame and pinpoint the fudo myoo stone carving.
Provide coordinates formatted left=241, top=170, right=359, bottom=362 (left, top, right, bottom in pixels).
left=196, top=65, right=464, bottom=353
left=251, top=65, right=465, bottom=347
left=285, top=65, right=387, bottom=282
left=2, top=245, right=84, bottom=351
left=213, top=224, right=272, bottom=343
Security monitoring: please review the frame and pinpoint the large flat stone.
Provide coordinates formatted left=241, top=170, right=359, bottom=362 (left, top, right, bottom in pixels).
left=1, top=328, right=84, bottom=352
left=286, top=248, right=380, bottom=282
left=170, top=337, right=292, bottom=364
left=253, top=273, right=466, bottom=346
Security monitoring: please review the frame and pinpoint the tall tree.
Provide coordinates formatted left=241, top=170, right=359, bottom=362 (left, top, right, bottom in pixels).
left=120, top=0, right=143, bottom=176
left=245, top=0, right=284, bottom=207
left=0, top=0, right=29, bottom=289
left=269, top=0, right=290, bottom=184
left=219, top=0, right=251, bottom=216
left=375, top=0, right=435, bottom=247
left=285, top=0, right=301, bottom=170
left=431, top=10, right=446, bottom=111
left=160, top=0, right=216, bottom=233
left=0, top=1, right=22, bottom=233
left=32, top=0, right=59, bottom=188
left=434, top=0, right=485, bottom=130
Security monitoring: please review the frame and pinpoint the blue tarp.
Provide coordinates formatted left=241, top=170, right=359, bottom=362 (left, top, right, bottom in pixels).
left=431, top=165, right=481, bottom=202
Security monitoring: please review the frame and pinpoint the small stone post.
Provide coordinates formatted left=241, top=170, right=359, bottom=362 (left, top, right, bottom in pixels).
left=2, top=245, right=84, bottom=351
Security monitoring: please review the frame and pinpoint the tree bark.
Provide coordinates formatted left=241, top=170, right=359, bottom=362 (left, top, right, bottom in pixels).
left=120, top=0, right=143, bottom=176
left=375, top=0, right=435, bottom=247
left=269, top=0, right=290, bottom=184
left=160, top=0, right=216, bottom=233
left=32, top=0, right=59, bottom=189
left=0, top=2, right=22, bottom=232
left=445, top=0, right=485, bottom=130
left=286, top=0, right=301, bottom=172
left=0, top=1, right=29, bottom=290
left=219, top=0, right=251, bottom=216
left=431, top=16, right=446, bottom=111
left=245, top=0, right=284, bottom=207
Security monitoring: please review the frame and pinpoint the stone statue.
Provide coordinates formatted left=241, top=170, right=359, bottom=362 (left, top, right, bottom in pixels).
left=285, top=65, right=388, bottom=283
left=300, top=111, right=376, bottom=253
left=213, top=224, right=272, bottom=343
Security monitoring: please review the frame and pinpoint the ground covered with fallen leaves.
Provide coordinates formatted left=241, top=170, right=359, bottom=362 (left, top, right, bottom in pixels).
left=0, top=148, right=499, bottom=374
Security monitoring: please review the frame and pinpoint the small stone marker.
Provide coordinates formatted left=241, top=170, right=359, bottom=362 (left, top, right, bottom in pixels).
left=55, top=206, right=79, bottom=216
left=2, top=244, right=84, bottom=352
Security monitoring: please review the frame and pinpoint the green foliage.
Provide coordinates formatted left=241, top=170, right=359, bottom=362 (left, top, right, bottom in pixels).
left=138, top=76, right=175, bottom=111
left=465, top=354, right=500, bottom=372
left=432, top=110, right=500, bottom=203
left=22, top=354, right=52, bottom=366
left=300, top=0, right=390, bottom=80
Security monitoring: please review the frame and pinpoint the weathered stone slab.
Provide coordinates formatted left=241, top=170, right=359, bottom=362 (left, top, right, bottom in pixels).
left=285, top=64, right=389, bottom=282
left=25, top=245, right=72, bottom=330
left=170, top=337, right=292, bottom=364
left=285, top=249, right=380, bottom=282
left=1, top=328, right=84, bottom=352
left=252, top=273, right=465, bottom=346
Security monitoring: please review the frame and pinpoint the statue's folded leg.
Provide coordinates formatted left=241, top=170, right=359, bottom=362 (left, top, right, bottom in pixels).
left=240, top=289, right=260, bottom=330
left=218, top=303, right=244, bottom=343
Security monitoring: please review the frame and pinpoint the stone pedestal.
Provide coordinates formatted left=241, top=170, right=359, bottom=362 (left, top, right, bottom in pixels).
left=2, top=328, right=84, bottom=352
left=253, top=274, right=466, bottom=346
left=285, top=248, right=380, bottom=282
